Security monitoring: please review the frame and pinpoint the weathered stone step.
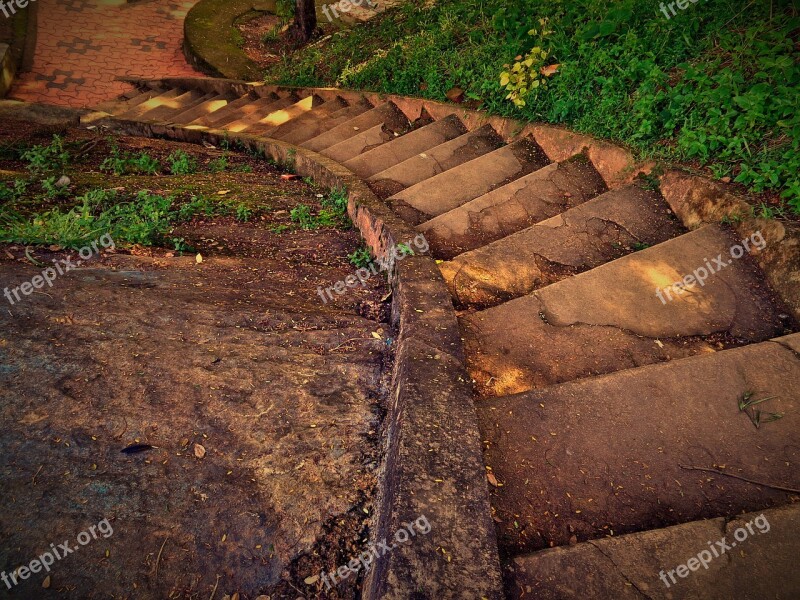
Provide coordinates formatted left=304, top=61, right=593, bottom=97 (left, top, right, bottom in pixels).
left=136, top=89, right=210, bottom=121
left=100, top=86, right=166, bottom=114
left=342, top=114, right=467, bottom=179
left=321, top=122, right=403, bottom=164
left=478, top=333, right=800, bottom=557
left=462, top=225, right=792, bottom=397
left=418, top=155, right=607, bottom=259
left=439, top=185, right=685, bottom=307
left=280, top=98, right=374, bottom=145
left=263, top=97, right=348, bottom=140
left=510, top=503, right=800, bottom=599
left=165, top=92, right=234, bottom=124
left=387, top=137, right=550, bottom=225
left=188, top=92, right=267, bottom=127
left=221, top=94, right=303, bottom=133
left=241, top=94, right=324, bottom=134
left=116, top=87, right=184, bottom=119
left=301, top=102, right=409, bottom=153
left=367, top=124, right=504, bottom=199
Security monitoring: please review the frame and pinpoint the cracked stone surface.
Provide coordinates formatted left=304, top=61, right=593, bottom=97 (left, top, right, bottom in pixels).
left=439, top=184, right=685, bottom=307
left=420, top=155, right=608, bottom=259
left=462, top=225, right=792, bottom=397
left=478, top=335, right=800, bottom=557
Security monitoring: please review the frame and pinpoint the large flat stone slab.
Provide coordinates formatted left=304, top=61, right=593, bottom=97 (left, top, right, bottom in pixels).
left=463, top=225, right=792, bottom=397
left=478, top=335, right=800, bottom=556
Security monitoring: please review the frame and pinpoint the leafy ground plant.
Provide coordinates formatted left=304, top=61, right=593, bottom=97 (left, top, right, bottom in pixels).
left=21, top=135, right=70, bottom=174
left=167, top=150, right=198, bottom=175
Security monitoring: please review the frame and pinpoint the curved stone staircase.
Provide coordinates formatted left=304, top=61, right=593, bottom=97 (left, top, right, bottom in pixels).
left=86, top=78, right=800, bottom=599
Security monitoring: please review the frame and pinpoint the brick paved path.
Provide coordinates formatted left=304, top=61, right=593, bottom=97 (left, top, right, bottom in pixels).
left=12, top=0, right=204, bottom=108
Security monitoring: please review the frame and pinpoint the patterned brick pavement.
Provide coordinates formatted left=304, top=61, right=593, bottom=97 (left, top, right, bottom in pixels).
left=11, top=0, right=204, bottom=108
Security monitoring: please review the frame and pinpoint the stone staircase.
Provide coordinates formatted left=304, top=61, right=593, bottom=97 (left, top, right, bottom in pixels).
left=91, top=79, right=800, bottom=598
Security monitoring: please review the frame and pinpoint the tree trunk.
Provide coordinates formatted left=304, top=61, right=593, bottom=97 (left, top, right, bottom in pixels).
left=292, top=0, right=317, bottom=43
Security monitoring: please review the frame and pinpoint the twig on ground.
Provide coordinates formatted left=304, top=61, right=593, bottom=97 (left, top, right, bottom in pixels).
left=679, top=464, right=800, bottom=494
left=155, top=536, right=168, bottom=579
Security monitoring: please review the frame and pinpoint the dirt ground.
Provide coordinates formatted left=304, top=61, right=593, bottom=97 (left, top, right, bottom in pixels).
left=0, top=123, right=393, bottom=598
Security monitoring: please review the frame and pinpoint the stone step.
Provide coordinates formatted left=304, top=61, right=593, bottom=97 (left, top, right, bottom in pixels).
left=280, top=98, right=375, bottom=145
left=100, top=87, right=166, bottom=114
left=439, top=185, right=685, bottom=307
left=208, top=94, right=290, bottom=128
left=301, top=102, right=409, bottom=153
left=477, top=333, right=800, bottom=557
left=387, top=138, right=550, bottom=225
left=321, top=122, right=400, bottom=164
left=510, top=503, right=800, bottom=599
left=241, top=94, right=324, bottom=134
left=221, top=94, right=302, bottom=133
left=136, top=89, right=209, bottom=121
left=263, top=97, right=348, bottom=140
left=188, top=92, right=268, bottom=127
left=367, top=124, right=504, bottom=199
left=343, top=114, right=467, bottom=179
left=166, top=92, right=237, bottom=125
left=462, top=225, right=792, bottom=397
left=418, top=155, right=608, bottom=259
left=116, top=88, right=184, bottom=120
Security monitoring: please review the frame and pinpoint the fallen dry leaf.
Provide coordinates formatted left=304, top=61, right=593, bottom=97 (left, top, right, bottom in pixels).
left=42, top=575, right=51, bottom=589
left=194, top=443, right=206, bottom=459
left=487, top=472, right=500, bottom=487
left=304, top=575, right=319, bottom=585
left=540, top=63, right=560, bottom=77
left=195, top=253, right=203, bottom=264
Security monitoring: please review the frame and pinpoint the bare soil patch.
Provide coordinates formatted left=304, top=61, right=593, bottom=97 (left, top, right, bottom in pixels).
left=0, top=121, right=392, bottom=598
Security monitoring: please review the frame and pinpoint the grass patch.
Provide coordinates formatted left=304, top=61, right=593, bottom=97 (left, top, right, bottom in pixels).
left=289, top=186, right=350, bottom=229
left=266, top=0, right=800, bottom=214
left=0, top=185, right=259, bottom=249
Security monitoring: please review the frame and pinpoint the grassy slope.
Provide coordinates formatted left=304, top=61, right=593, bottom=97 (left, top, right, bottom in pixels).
left=265, top=0, right=800, bottom=216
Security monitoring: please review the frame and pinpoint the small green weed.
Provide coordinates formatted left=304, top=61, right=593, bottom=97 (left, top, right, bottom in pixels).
left=167, top=150, right=198, bottom=175
left=22, top=135, right=70, bottom=174
left=348, top=246, right=373, bottom=269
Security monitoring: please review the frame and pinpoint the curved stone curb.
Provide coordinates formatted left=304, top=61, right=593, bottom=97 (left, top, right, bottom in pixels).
left=183, top=0, right=276, bottom=81
left=79, top=111, right=505, bottom=599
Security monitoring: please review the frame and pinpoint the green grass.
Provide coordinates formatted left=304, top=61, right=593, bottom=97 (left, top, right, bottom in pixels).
left=0, top=187, right=258, bottom=249
left=266, top=0, right=800, bottom=214
left=289, top=186, right=350, bottom=229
